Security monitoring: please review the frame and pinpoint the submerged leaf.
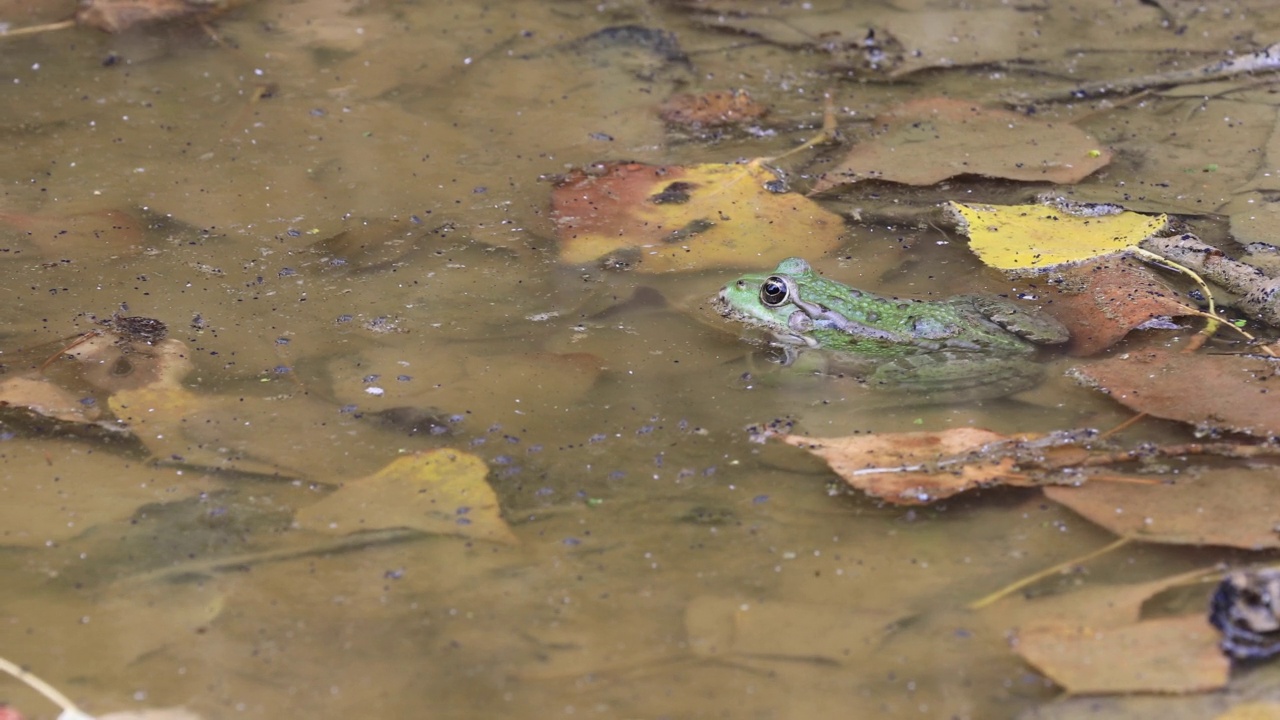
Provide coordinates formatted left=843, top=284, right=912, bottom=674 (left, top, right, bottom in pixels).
left=813, top=99, right=1111, bottom=192
left=948, top=201, right=1168, bottom=272
left=659, top=90, right=768, bottom=128
left=1015, top=615, right=1229, bottom=694
left=294, top=450, right=517, bottom=544
left=1044, top=468, right=1280, bottom=550
left=0, top=377, right=99, bottom=423
left=551, top=160, right=844, bottom=272
left=1072, top=347, right=1280, bottom=437
left=0, top=442, right=210, bottom=546
left=76, top=0, right=240, bottom=33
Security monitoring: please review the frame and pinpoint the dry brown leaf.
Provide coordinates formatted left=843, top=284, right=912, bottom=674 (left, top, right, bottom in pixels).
left=1072, top=346, right=1280, bottom=436
left=781, top=428, right=1057, bottom=504
left=1044, top=467, right=1280, bottom=550
left=812, top=98, right=1110, bottom=192
left=1042, top=258, right=1197, bottom=356
left=1015, top=615, right=1229, bottom=694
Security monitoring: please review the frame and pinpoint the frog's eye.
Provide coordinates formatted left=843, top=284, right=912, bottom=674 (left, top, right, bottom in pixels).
left=760, top=276, right=790, bottom=307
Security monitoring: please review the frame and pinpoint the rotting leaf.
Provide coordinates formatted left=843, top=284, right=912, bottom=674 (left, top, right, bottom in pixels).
left=1015, top=615, right=1229, bottom=694
left=1044, top=468, right=1280, bottom=550
left=0, top=377, right=99, bottom=424
left=66, top=335, right=193, bottom=393
left=777, top=426, right=1280, bottom=506
left=293, top=450, right=517, bottom=544
left=550, top=160, right=844, bottom=273
left=1038, top=257, right=1197, bottom=356
left=987, top=567, right=1217, bottom=633
left=1072, top=346, right=1280, bottom=437
left=1212, top=704, right=1280, bottom=720
left=0, top=209, right=145, bottom=259
left=779, top=428, right=1078, bottom=504
left=812, top=99, right=1112, bottom=192
left=947, top=200, right=1169, bottom=272
left=0, top=442, right=210, bottom=547
left=659, top=89, right=768, bottom=129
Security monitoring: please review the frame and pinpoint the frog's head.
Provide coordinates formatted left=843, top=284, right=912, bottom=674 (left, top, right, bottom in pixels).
left=714, top=258, right=817, bottom=343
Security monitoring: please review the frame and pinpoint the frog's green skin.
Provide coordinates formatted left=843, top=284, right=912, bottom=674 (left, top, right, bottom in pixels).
left=713, top=258, right=1069, bottom=399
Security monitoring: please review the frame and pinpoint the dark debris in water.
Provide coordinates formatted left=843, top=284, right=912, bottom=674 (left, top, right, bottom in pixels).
left=1210, top=567, right=1280, bottom=661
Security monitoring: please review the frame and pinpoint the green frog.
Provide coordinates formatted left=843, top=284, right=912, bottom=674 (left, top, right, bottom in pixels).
left=714, top=258, right=1069, bottom=399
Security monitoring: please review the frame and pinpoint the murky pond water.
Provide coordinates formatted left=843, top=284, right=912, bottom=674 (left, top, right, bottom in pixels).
left=5, top=1, right=1280, bottom=718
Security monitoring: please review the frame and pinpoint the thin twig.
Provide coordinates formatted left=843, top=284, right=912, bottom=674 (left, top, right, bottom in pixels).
left=967, top=537, right=1132, bottom=610
left=0, top=19, right=76, bottom=37
left=0, top=654, right=85, bottom=717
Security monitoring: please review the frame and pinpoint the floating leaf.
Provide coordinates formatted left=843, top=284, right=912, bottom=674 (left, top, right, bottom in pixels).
left=1038, top=258, right=1196, bottom=356
left=1072, top=347, right=1280, bottom=437
left=1015, top=615, right=1229, bottom=694
left=812, top=99, right=1112, bottom=192
left=1044, top=468, right=1280, bottom=550
left=550, top=160, right=844, bottom=272
left=948, top=200, right=1169, bottom=272
left=780, top=428, right=1061, bottom=504
left=294, top=450, right=517, bottom=544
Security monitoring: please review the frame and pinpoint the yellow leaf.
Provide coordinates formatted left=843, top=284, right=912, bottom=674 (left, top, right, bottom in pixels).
left=551, top=160, right=844, bottom=272
left=947, top=201, right=1168, bottom=271
left=294, top=450, right=517, bottom=544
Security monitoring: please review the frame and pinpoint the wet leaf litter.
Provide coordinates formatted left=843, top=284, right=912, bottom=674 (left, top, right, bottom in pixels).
left=12, top=1, right=1280, bottom=717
